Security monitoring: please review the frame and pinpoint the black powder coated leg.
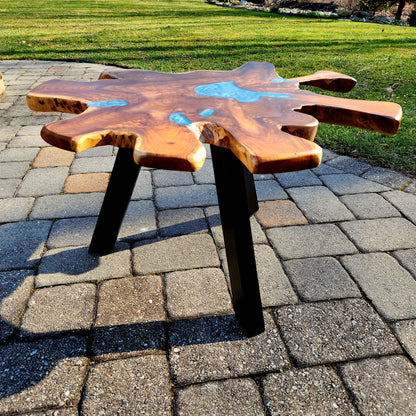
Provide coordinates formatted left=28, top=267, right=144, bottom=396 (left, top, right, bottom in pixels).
left=244, top=162, right=259, bottom=216
left=210, top=145, right=264, bottom=337
left=89, top=147, right=140, bottom=255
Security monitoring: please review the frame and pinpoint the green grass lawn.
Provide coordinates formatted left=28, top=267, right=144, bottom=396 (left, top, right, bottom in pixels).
left=0, top=0, right=415, bottom=174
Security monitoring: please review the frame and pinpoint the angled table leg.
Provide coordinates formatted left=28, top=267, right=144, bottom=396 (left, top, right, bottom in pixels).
left=89, top=147, right=141, bottom=255
left=243, top=160, right=259, bottom=217
left=211, top=145, right=264, bottom=337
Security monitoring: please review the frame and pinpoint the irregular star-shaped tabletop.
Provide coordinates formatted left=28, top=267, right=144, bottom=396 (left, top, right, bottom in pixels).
left=27, top=62, right=402, bottom=174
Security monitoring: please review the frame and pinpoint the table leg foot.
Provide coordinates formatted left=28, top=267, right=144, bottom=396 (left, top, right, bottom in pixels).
left=211, top=145, right=264, bottom=337
left=89, top=148, right=140, bottom=255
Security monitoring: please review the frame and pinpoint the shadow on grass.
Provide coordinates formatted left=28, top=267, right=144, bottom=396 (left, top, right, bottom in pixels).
left=14, top=35, right=413, bottom=73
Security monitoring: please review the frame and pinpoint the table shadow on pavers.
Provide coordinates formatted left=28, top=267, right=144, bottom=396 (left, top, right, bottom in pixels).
left=0, top=216, right=242, bottom=405
left=0, top=314, right=251, bottom=404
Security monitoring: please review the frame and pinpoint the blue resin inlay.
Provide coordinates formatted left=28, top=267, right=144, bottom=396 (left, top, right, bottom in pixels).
left=87, top=99, right=129, bottom=108
left=169, top=112, right=192, bottom=126
left=194, top=81, right=293, bottom=103
left=272, top=78, right=298, bottom=83
left=199, top=108, right=216, bottom=117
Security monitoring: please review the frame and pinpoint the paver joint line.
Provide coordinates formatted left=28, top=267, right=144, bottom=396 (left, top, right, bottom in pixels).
left=0, top=60, right=415, bottom=416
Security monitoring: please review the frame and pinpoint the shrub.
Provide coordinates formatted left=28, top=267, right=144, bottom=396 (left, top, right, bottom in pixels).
left=357, top=0, right=390, bottom=14
left=409, top=9, right=416, bottom=26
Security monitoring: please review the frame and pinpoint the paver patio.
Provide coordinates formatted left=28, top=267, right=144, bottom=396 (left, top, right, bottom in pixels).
left=0, top=60, right=415, bottom=415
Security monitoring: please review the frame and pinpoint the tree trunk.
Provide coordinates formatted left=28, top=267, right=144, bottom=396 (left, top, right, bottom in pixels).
left=395, top=0, right=406, bottom=20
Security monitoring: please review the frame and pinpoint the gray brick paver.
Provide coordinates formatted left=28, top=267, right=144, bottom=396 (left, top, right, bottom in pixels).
left=30, top=193, right=104, bottom=219
left=0, top=126, right=19, bottom=142
left=133, top=234, right=220, bottom=275
left=80, top=355, right=172, bottom=416
left=0, top=336, right=88, bottom=415
left=339, top=192, right=401, bottom=219
left=287, top=186, right=354, bottom=223
left=158, top=207, right=207, bottom=237
left=0, top=197, right=34, bottom=223
left=131, top=169, right=153, bottom=200
left=69, top=155, right=115, bottom=174
left=7, top=134, right=48, bottom=148
left=321, top=148, right=339, bottom=162
left=275, top=169, right=322, bottom=188
left=254, top=179, right=288, bottom=201
left=393, top=248, right=416, bottom=277
left=274, top=298, right=401, bottom=366
left=340, top=252, right=416, bottom=321
left=47, top=216, right=97, bottom=249
left=176, top=378, right=266, bottom=416
left=165, top=268, right=233, bottom=319
left=0, top=220, right=52, bottom=271
left=20, top=283, right=96, bottom=336
left=320, top=173, right=389, bottom=195
left=255, top=200, right=308, bottom=228
left=0, top=161, right=30, bottom=178
left=36, top=243, right=131, bottom=287
left=382, top=190, right=416, bottom=224
left=262, top=366, right=359, bottom=416
left=152, top=169, right=194, bottom=187
left=169, top=312, right=290, bottom=385
left=404, top=180, right=416, bottom=194
left=10, top=115, right=59, bottom=127
left=0, top=269, right=34, bottom=341
left=339, top=356, right=416, bottom=416
left=326, top=155, right=372, bottom=175
left=339, top=217, right=416, bottom=252
left=362, top=166, right=412, bottom=189
left=155, top=184, right=217, bottom=209
left=391, top=320, right=416, bottom=362
left=267, top=224, right=358, bottom=259
left=17, top=167, right=69, bottom=196
left=283, top=256, right=360, bottom=301
left=0, top=147, right=39, bottom=162
left=92, top=275, right=166, bottom=359
left=75, top=146, right=113, bottom=158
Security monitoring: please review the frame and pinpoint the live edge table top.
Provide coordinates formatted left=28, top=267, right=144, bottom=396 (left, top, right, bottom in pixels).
left=27, top=61, right=402, bottom=174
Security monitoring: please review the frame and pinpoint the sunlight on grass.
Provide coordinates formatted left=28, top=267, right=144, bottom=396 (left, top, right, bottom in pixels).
left=0, top=0, right=415, bottom=173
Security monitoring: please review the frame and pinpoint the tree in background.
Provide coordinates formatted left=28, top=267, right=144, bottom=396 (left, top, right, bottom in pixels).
left=357, top=0, right=390, bottom=13
left=394, top=0, right=415, bottom=20
left=358, top=0, right=414, bottom=19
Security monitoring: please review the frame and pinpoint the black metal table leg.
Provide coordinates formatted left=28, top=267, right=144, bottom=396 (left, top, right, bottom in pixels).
left=243, top=161, right=259, bottom=216
left=211, top=145, right=264, bottom=336
left=89, top=147, right=141, bottom=254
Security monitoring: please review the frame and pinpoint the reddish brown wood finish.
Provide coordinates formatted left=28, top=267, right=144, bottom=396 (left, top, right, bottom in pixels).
left=27, top=62, right=402, bottom=174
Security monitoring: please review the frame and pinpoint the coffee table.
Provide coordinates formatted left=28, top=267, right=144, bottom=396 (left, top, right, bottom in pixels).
left=27, top=62, right=402, bottom=336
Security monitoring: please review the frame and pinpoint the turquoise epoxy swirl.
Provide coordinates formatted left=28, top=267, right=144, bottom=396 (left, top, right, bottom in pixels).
left=169, top=109, right=216, bottom=126
left=169, top=112, right=192, bottom=126
left=194, top=81, right=293, bottom=103
left=272, top=78, right=298, bottom=83
left=170, top=79, right=294, bottom=126
left=87, top=99, right=129, bottom=108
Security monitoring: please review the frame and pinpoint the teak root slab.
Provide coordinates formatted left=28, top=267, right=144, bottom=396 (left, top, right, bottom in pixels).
left=27, top=62, right=402, bottom=174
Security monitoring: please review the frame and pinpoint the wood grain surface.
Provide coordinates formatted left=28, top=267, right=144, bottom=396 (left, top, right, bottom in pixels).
left=27, top=62, right=402, bottom=174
